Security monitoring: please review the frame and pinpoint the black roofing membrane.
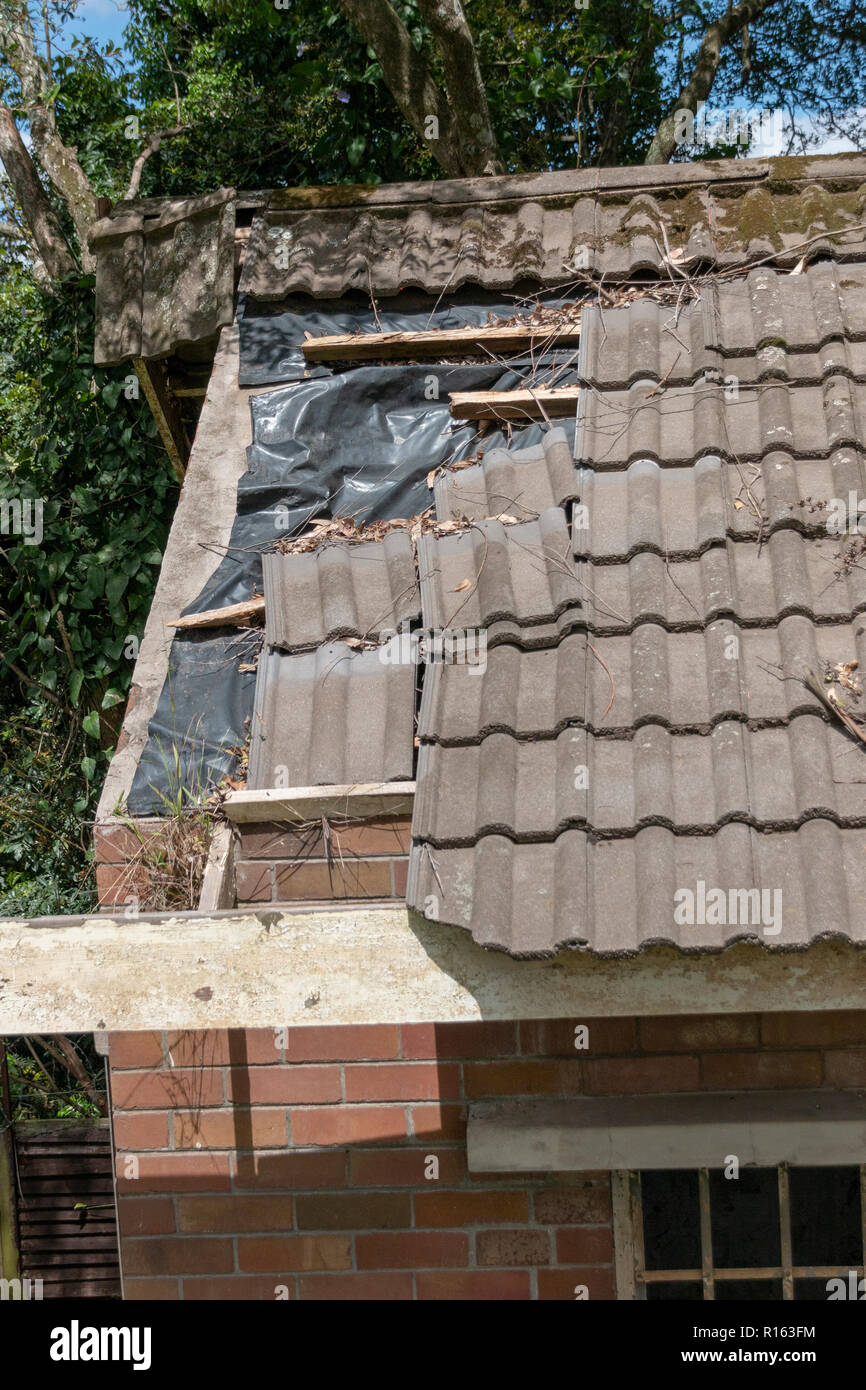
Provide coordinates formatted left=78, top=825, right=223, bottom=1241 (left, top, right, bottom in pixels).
left=128, top=296, right=578, bottom=813
left=236, top=288, right=578, bottom=386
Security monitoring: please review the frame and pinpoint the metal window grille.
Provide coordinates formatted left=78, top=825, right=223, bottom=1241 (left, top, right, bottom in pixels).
left=612, top=1166, right=866, bottom=1300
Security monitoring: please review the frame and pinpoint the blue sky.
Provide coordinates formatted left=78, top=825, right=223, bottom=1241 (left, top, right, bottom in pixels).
left=64, top=0, right=130, bottom=54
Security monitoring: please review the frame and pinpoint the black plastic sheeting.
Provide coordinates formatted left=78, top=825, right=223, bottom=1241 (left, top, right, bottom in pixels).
left=128, top=297, right=579, bottom=813
left=237, top=288, right=571, bottom=387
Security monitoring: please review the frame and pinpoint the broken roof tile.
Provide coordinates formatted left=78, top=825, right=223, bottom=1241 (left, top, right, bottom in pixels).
left=433, top=427, right=578, bottom=522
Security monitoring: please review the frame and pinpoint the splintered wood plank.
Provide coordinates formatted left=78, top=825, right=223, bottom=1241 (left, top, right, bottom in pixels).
left=448, top=385, right=581, bottom=420
left=167, top=596, right=265, bottom=630
left=302, top=319, right=581, bottom=362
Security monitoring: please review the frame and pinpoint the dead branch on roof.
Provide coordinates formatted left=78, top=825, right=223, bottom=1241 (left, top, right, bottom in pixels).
left=272, top=510, right=497, bottom=556
left=803, top=666, right=866, bottom=746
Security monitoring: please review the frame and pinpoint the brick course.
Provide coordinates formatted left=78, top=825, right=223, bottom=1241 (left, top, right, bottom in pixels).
left=108, top=1012, right=866, bottom=1301
left=234, top=816, right=411, bottom=908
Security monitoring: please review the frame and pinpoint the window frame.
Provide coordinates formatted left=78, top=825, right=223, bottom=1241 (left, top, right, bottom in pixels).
left=611, top=1165, right=866, bottom=1301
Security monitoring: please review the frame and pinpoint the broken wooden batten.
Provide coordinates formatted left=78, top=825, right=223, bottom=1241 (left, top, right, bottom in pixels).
left=448, top=385, right=581, bottom=420
left=166, top=596, right=265, bottom=630
left=301, top=319, right=581, bottom=363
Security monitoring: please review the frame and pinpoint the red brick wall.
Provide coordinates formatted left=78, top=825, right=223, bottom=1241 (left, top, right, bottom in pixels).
left=94, top=819, right=163, bottom=908
left=108, top=1011, right=866, bottom=1301
left=234, top=816, right=411, bottom=907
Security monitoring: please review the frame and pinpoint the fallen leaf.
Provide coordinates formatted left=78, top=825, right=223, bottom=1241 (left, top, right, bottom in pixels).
left=450, top=578, right=472, bottom=592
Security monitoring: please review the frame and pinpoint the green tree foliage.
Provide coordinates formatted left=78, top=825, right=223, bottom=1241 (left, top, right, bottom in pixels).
left=3, top=1035, right=105, bottom=1119
left=0, top=266, right=176, bottom=913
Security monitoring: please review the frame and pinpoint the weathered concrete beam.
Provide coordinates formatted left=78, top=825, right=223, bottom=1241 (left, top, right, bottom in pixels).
left=468, top=1092, right=866, bottom=1172
left=1, top=906, right=865, bottom=1033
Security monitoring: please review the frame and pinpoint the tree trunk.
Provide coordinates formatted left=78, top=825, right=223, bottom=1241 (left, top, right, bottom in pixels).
left=0, top=106, right=77, bottom=279
left=337, top=0, right=501, bottom=177
left=645, top=0, right=779, bottom=164
left=415, top=0, right=503, bottom=175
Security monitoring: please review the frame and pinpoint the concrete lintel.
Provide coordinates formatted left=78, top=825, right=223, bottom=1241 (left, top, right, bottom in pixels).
left=224, top=784, right=416, bottom=824
left=468, top=1091, right=866, bottom=1172
left=1, top=907, right=865, bottom=1032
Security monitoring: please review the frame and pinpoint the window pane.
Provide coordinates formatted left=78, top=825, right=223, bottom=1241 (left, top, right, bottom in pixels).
left=794, top=1277, right=851, bottom=1301
left=641, top=1170, right=701, bottom=1271
left=715, top=1279, right=782, bottom=1300
left=709, top=1168, right=781, bottom=1268
left=646, top=1281, right=703, bottom=1300
left=789, top=1167, right=862, bottom=1267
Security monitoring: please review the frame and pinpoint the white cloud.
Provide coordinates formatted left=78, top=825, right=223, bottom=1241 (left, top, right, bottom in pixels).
left=748, top=108, right=863, bottom=158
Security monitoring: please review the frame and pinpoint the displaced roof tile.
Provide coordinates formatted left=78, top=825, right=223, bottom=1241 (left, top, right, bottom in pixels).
left=418, top=509, right=580, bottom=631
left=263, top=532, right=420, bottom=652
left=434, top=427, right=578, bottom=522
left=248, top=643, right=415, bottom=788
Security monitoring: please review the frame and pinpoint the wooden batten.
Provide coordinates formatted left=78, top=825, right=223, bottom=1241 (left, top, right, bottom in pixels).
left=448, top=385, right=581, bottom=420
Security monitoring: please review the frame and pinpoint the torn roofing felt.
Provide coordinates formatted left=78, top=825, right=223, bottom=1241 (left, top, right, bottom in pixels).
left=406, top=261, right=866, bottom=957
left=237, top=290, right=572, bottom=387
left=127, top=294, right=577, bottom=814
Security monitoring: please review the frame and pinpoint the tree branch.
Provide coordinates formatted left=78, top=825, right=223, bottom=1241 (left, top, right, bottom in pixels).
left=414, top=0, right=503, bottom=175
left=0, top=105, right=77, bottom=278
left=0, top=1, right=98, bottom=265
left=336, top=0, right=491, bottom=177
left=33, top=1036, right=107, bottom=1116
left=645, top=0, right=780, bottom=164
left=124, top=124, right=190, bottom=200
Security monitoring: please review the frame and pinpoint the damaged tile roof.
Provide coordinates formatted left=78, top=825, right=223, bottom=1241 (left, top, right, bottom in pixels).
left=239, top=157, right=866, bottom=300
left=406, top=257, right=866, bottom=957
left=91, top=153, right=866, bottom=362
left=93, top=150, right=866, bottom=961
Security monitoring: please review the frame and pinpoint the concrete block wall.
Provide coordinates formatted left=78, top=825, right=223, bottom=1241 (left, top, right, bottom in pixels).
left=107, top=1011, right=866, bottom=1300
